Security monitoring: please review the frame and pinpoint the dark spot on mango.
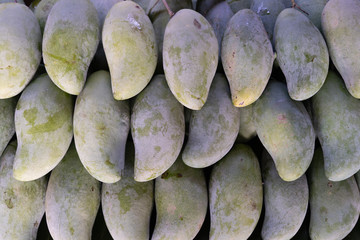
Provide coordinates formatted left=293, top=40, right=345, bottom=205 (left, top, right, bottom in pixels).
left=251, top=201, right=257, bottom=210
left=106, top=191, right=109, bottom=195
left=193, top=19, right=201, bottom=29
left=176, top=173, right=182, bottom=178
left=91, top=186, right=94, bottom=191
left=180, top=216, right=183, bottom=221
left=232, top=52, right=235, bottom=58
left=135, top=5, right=140, bottom=8
left=327, top=181, right=333, bottom=188
left=5, top=198, right=13, bottom=209
left=34, top=221, right=39, bottom=228
left=161, top=171, right=169, bottom=179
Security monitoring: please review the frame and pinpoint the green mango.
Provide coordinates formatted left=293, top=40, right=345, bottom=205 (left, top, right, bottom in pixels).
left=74, top=71, right=130, bottom=183
left=0, top=97, right=16, bottom=157
left=237, top=104, right=256, bottom=142
left=294, top=0, right=328, bottom=31
left=34, top=0, right=60, bottom=32
left=0, top=141, right=47, bottom=240
left=312, top=71, right=360, bottom=181
left=163, top=9, right=218, bottom=110
left=102, top=142, right=153, bottom=240
left=0, top=3, right=41, bottom=99
left=182, top=73, right=240, bottom=168
left=309, top=148, right=360, bottom=240
left=253, top=81, right=315, bottom=181
left=152, top=157, right=207, bottom=240
left=274, top=8, right=329, bottom=100
left=42, top=0, right=99, bottom=95
left=209, top=144, right=263, bottom=240
left=103, top=1, right=157, bottom=100
left=45, top=143, right=101, bottom=240
left=13, top=74, right=73, bottom=181
left=131, top=75, right=185, bottom=182
left=322, top=0, right=360, bottom=98
left=222, top=9, right=274, bottom=107
left=196, top=0, right=222, bottom=15
left=226, top=0, right=251, bottom=13
left=261, top=150, right=308, bottom=240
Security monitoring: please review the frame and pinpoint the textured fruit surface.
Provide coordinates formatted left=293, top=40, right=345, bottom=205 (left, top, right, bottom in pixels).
left=43, top=0, right=99, bottom=95
left=322, top=0, right=360, bottom=98
left=0, top=97, right=16, bottom=157
left=131, top=75, right=185, bottom=182
left=253, top=81, right=315, bottom=181
left=295, top=0, right=328, bottom=31
left=0, top=3, right=41, bottom=99
left=45, top=143, right=101, bottom=240
left=274, top=8, right=329, bottom=100
left=34, top=0, right=59, bottom=32
left=0, top=141, right=46, bottom=240
left=312, top=71, right=360, bottom=181
left=209, top=144, right=262, bottom=240
left=163, top=9, right=218, bottom=110
left=182, top=73, right=240, bottom=168
left=103, top=1, right=157, bottom=100
left=226, top=0, right=251, bottom=13
left=152, top=157, right=207, bottom=240
left=309, top=148, right=360, bottom=240
left=222, top=9, right=274, bottom=107
left=237, top=104, right=256, bottom=142
left=261, top=150, right=308, bottom=240
left=74, top=71, right=130, bottom=183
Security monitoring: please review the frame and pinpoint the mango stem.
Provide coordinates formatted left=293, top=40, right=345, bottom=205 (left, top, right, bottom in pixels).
left=291, top=0, right=309, bottom=15
left=162, top=0, right=175, bottom=17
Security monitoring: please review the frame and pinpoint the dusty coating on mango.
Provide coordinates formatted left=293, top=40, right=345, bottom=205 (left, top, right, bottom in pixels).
left=0, top=141, right=47, bottom=240
left=294, top=0, right=328, bottom=31
left=103, top=1, right=157, bottom=100
left=131, top=75, right=185, bottom=182
left=196, top=0, right=222, bottom=15
left=13, top=74, right=73, bottom=181
left=34, top=0, right=60, bottom=32
left=74, top=71, right=130, bottom=183
left=222, top=9, right=274, bottom=107
left=237, top=104, right=257, bottom=142
left=102, top=143, right=153, bottom=240
left=261, top=150, right=308, bottom=240
left=0, top=97, right=16, bottom=157
left=152, top=157, right=207, bottom=240
left=43, top=0, right=99, bottom=95
left=312, top=71, right=360, bottom=181
left=322, top=0, right=360, bottom=98
left=209, top=144, right=263, bottom=240
left=163, top=9, right=218, bottom=110
left=45, top=143, right=100, bottom=240
left=182, top=73, right=240, bottom=168
left=0, top=3, right=41, bottom=99
left=226, top=0, right=251, bottom=13
left=309, top=148, right=360, bottom=240
left=274, top=8, right=329, bottom=101
left=253, top=81, right=315, bottom=181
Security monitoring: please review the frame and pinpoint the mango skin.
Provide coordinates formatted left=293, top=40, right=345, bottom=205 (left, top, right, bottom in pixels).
left=152, top=157, right=207, bottom=240
left=237, top=104, right=256, bottom=142
left=102, top=142, right=153, bottom=240
left=312, top=71, right=360, bottom=181
left=261, top=150, right=308, bottom=240
left=295, top=0, right=328, bottom=31
left=0, top=97, right=16, bottom=157
left=226, top=0, right=251, bottom=13
left=34, top=0, right=60, bottom=32
left=103, top=1, right=157, bottom=100
left=163, top=9, right=218, bottom=110
left=45, top=143, right=101, bottom=240
left=309, top=148, right=360, bottom=240
left=253, top=81, right=315, bottom=181
left=322, top=0, right=360, bottom=98
left=182, top=73, right=240, bottom=168
left=42, top=0, right=99, bottom=95
left=222, top=9, right=274, bottom=107
left=0, top=141, right=46, bottom=240
left=131, top=75, right=185, bottom=182
left=13, top=74, right=73, bottom=182
left=74, top=71, right=130, bottom=183
left=0, top=3, right=41, bottom=99
left=274, top=8, right=329, bottom=100
left=209, top=144, right=263, bottom=240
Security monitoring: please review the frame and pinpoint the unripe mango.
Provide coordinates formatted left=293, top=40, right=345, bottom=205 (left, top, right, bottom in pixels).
left=237, top=104, right=256, bottom=142
left=0, top=97, right=16, bottom=157
left=294, top=0, right=328, bottom=31
left=34, top=0, right=59, bottom=32
left=226, top=0, right=251, bottom=13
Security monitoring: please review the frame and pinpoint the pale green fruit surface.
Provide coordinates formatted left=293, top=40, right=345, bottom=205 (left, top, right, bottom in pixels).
left=0, top=97, right=16, bottom=157
left=34, top=0, right=60, bottom=32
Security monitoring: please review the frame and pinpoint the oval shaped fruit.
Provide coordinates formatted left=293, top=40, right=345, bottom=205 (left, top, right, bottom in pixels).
left=45, top=143, right=101, bottom=240
left=13, top=74, right=73, bottom=181
left=102, top=142, right=153, bottom=240
left=74, top=71, right=130, bottom=183
left=0, top=141, right=47, bottom=240
left=182, top=73, right=240, bottom=168
left=237, top=104, right=256, bottom=142
left=42, top=0, right=99, bottom=95
left=222, top=9, right=274, bottom=107
left=131, top=75, right=185, bottom=182
left=322, top=0, right=360, bottom=98
left=163, top=9, right=218, bottom=110
left=294, top=0, right=328, bottom=31
left=34, top=0, right=59, bottom=32
left=152, top=157, right=207, bottom=240
left=312, top=71, right=360, bottom=181
left=103, top=1, right=157, bottom=100
left=209, top=144, right=263, bottom=240
left=309, top=148, right=360, bottom=240
left=0, top=97, right=16, bottom=157
left=253, top=81, right=315, bottom=181
left=261, top=150, right=308, bottom=240
left=0, top=3, right=41, bottom=99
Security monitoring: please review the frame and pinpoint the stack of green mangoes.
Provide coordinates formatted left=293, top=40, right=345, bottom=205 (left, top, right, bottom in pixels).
left=1, top=0, right=360, bottom=239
